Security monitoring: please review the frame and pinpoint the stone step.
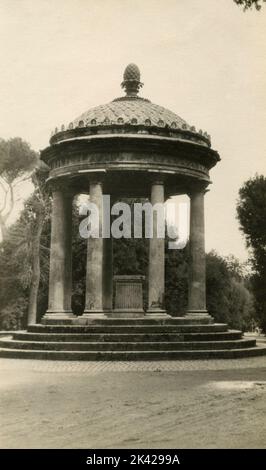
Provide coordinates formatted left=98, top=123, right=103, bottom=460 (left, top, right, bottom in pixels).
left=28, top=323, right=229, bottom=334
left=184, top=331, right=243, bottom=341
left=42, top=317, right=213, bottom=326
left=0, top=338, right=256, bottom=351
left=0, top=345, right=266, bottom=360
left=13, top=330, right=243, bottom=343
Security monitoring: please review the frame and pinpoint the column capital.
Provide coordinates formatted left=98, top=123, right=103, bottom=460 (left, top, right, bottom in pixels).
left=148, top=172, right=166, bottom=186
left=89, top=178, right=104, bottom=186
left=151, top=179, right=164, bottom=185
left=46, top=177, right=75, bottom=198
left=187, top=181, right=210, bottom=198
left=86, top=170, right=107, bottom=186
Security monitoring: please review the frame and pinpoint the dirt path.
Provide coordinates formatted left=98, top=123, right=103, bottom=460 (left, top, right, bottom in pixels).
left=0, top=358, right=266, bottom=448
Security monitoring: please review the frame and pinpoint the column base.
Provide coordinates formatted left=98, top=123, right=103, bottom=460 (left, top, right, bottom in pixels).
left=82, top=310, right=107, bottom=319
left=42, top=310, right=75, bottom=325
left=107, top=309, right=145, bottom=318
left=146, top=309, right=170, bottom=318
left=185, top=309, right=213, bottom=320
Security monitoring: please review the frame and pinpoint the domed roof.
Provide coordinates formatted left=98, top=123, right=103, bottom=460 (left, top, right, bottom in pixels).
left=51, top=64, right=211, bottom=146
left=72, top=97, right=187, bottom=129
left=72, top=63, right=187, bottom=129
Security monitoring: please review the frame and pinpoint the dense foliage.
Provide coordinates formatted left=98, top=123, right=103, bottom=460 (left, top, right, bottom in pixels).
left=234, top=0, right=266, bottom=10
left=0, top=137, right=38, bottom=241
left=237, top=175, right=266, bottom=331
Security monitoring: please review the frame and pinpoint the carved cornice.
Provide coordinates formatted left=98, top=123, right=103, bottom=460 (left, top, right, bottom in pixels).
left=41, top=135, right=220, bottom=171
left=49, top=124, right=211, bottom=148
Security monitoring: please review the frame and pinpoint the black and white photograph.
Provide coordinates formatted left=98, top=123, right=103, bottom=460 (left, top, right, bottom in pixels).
left=0, top=0, right=265, bottom=460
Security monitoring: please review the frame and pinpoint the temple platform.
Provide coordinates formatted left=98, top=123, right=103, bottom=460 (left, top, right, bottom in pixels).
left=0, top=317, right=266, bottom=360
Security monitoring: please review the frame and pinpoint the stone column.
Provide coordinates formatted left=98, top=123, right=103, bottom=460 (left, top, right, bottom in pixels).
left=146, top=180, right=168, bottom=317
left=103, top=195, right=113, bottom=314
left=83, top=180, right=105, bottom=317
left=44, top=189, right=74, bottom=321
left=103, top=235, right=113, bottom=312
left=186, top=187, right=210, bottom=318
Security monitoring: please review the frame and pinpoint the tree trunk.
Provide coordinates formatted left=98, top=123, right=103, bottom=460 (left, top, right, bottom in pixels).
left=0, top=215, right=8, bottom=242
left=27, top=213, right=45, bottom=325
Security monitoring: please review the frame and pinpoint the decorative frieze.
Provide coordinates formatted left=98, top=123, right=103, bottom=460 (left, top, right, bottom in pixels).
left=48, top=150, right=209, bottom=180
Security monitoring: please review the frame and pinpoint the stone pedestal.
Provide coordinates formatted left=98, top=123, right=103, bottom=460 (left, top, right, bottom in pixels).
left=112, top=275, right=145, bottom=318
left=43, top=190, right=74, bottom=321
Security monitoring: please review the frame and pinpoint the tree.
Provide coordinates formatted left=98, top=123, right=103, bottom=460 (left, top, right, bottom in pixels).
left=0, top=137, right=38, bottom=241
left=227, top=278, right=256, bottom=331
left=237, top=175, right=266, bottom=331
left=206, top=251, right=231, bottom=324
left=234, top=0, right=266, bottom=10
left=0, top=161, right=50, bottom=328
left=0, top=218, right=34, bottom=329
left=206, top=251, right=256, bottom=330
left=26, top=165, right=50, bottom=324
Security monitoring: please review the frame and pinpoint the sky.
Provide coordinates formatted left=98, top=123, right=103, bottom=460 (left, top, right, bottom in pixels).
left=0, top=0, right=265, bottom=260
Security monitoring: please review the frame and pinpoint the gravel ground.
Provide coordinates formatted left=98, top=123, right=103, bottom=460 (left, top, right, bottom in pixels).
left=0, top=357, right=266, bottom=449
